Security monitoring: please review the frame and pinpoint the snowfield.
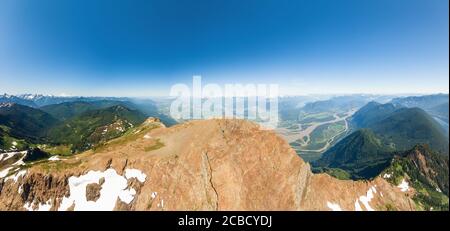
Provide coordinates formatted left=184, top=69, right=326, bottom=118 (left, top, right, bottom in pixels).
left=57, top=168, right=147, bottom=211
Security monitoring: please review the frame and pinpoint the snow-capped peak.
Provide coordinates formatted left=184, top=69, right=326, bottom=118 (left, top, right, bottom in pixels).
left=16, top=94, right=54, bottom=100
left=0, top=102, right=15, bottom=108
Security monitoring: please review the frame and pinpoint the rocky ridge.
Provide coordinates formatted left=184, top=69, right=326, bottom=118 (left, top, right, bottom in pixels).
left=0, top=118, right=415, bottom=211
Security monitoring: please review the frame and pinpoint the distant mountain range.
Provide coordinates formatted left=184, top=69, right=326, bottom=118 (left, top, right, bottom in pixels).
left=0, top=93, right=177, bottom=125
left=390, top=93, right=449, bottom=129
left=390, top=93, right=449, bottom=111
left=279, top=94, right=403, bottom=121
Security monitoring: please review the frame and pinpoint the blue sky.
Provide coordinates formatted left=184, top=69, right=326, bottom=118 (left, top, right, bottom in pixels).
left=0, top=0, right=448, bottom=96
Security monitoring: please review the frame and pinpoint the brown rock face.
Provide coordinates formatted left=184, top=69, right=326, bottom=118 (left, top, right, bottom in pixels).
left=0, top=119, right=415, bottom=211
left=86, top=182, right=102, bottom=202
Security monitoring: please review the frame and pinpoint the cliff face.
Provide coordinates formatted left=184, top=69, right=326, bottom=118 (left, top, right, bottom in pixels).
left=0, top=119, right=415, bottom=211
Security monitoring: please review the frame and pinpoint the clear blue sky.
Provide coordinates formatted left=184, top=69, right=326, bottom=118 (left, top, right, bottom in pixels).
left=0, top=0, right=448, bottom=96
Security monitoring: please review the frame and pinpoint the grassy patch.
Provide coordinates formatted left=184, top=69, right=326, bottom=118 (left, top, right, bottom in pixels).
left=39, top=160, right=82, bottom=173
left=93, top=123, right=160, bottom=153
left=40, top=144, right=73, bottom=156
left=384, top=203, right=397, bottom=211
left=144, top=139, right=165, bottom=152
left=312, top=167, right=352, bottom=180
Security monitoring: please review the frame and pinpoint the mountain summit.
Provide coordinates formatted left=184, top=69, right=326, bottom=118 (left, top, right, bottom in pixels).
left=0, top=119, right=414, bottom=211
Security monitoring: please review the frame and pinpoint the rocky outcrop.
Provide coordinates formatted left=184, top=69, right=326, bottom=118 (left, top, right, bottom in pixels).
left=0, top=119, right=416, bottom=211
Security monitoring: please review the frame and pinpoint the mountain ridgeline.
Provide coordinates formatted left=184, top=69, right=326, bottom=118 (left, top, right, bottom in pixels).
left=0, top=103, right=58, bottom=142
left=351, top=101, right=448, bottom=155
left=382, top=144, right=449, bottom=210
left=0, top=101, right=150, bottom=153
left=314, top=100, right=449, bottom=181
left=390, top=94, right=449, bottom=132
left=313, top=129, right=394, bottom=179
left=0, top=119, right=418, bottom=211
left=47, top=105, right=147, bottom=153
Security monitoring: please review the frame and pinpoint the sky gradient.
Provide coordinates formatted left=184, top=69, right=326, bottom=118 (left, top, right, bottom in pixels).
left=0, top=0, right=448, bottom=96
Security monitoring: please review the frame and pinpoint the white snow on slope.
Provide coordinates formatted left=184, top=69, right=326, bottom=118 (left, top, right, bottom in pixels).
left=48, top=156, right=60, bottom=161
left=357, top=187, right=376, bottom=211
left=12, top=155, right=25, bottom=166
left=24, top=200, right=52, bottom=211
left=0, top=167, right=13, bottom=178
left=0, top=151, right=24, bottom=161
left=5, top=170, right=27, bottom=182
left=58, top=168, right=146, bottom=211
left=397, top=179, right=409, bottom=192
left=354, top=199, right=363, bottom=211
left=124, top=169, right=147, bottom=183
left=327, top=201, right=342, bottom=211
left=151, top=192, right=157, bottom=199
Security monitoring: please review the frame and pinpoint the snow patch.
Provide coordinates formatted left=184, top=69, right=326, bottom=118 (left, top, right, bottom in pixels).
left=383, top=173, right=392, bottom=179
left=0, top=151, right=23, bottom=161
left=124, top=169, right=147, bottom=183
left=24, top=199, right=52, bottom=211
left=144, top=134, right=151, bottom=139
left=6, top=169, right=27, bottom=182
left=326, top=201, right=342, bottom=211
left=48, top=156, right=60, bottom=161
left=397, top=179, right=409, bottom=192
left=371, top=186, right=377, bottom=193
left=436, top=187, right=442, bottom=193
left=12, top=155, right=25, bottom=166
left=58, top=168, right=143, bottom=211
left=354, top=199, right=363, bottom=211
left=0, top=167, right=13, bottom=178
left=118, top=188, right=137, bottom=204
left=151, top=192, right=158, bottom=199
left=358, top=187, right=376, bottom=211
left=8, top=151, right=27, bottom=166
